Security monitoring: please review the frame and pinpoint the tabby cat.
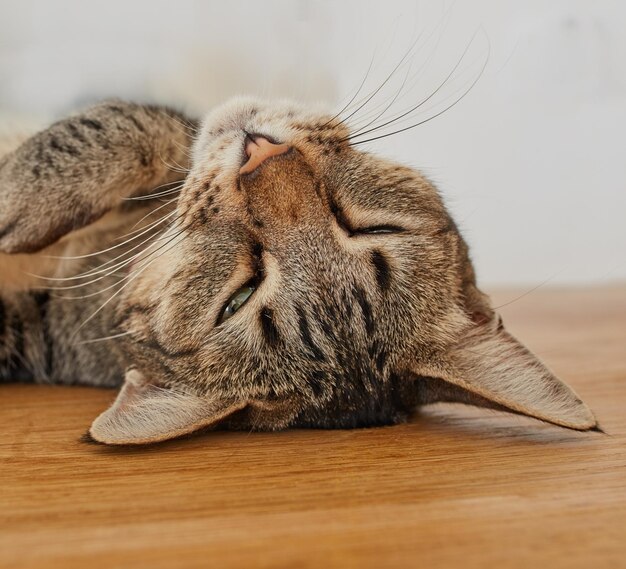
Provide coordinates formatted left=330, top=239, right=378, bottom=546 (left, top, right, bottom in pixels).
left=0, top=98, right=598, bottom=444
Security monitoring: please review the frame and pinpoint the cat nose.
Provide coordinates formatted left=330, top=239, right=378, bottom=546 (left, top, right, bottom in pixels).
left=240, top=133, right=291, bottom=175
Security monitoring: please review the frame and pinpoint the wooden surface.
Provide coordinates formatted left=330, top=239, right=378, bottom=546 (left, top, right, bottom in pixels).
left=1, top=286, right=625, bottom=569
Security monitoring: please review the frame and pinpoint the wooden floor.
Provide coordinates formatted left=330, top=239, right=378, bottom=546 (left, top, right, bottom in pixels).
left=1, top=286, right=625, bottom=569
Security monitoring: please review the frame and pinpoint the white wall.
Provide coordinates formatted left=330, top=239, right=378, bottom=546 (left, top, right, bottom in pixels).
left=0, top=0, right=624, bottom=286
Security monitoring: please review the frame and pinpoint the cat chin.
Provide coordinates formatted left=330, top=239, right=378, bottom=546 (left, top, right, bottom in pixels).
left=193, top=96, right=332, bottom=163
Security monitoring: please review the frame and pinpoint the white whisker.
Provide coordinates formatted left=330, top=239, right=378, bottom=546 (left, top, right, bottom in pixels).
left=51, top=223, right=186, bottom=294
left=69, top=230, right=187, bottom=342
left=33, top=206, right=188, bottom=287
left=74, top=330, right=134, bottom=345
left=122, top=179, right=184, bottom=202
left=45, top=206, right=179, bottom=261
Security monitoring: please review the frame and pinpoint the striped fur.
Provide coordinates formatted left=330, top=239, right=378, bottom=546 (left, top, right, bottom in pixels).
left=0, top=98, right=597, bottom=444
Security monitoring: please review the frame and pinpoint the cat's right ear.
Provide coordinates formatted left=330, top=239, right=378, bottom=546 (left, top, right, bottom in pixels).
left=88, top=368, right=299, bottom=445
left=89, top=369, right=248, bottom=445
left=0, top=101, right=196, bottom=254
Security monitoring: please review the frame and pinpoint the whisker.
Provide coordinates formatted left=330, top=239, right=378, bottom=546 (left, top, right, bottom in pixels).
left=346, top=61, right=414, bottom=138
left=68, top=229, right=188, bottom=341
left=158, top=147, right=191, bottom=175
left=115, top=202, right=178, bottom=242
left=39, top=211, right=187, bottom=286
left=158, top=108, right=199, bottom=136
left=345, top=12, right=452, bottom=135
left=172, top=137, right=195, bottom=160
left=59, top=223, right=188, bottom=298
left=159, top=160, right=189, bottom=175
left=122, top=179, right=184, bottom=201
left=34, top=204, right=191, bottom=285
left=347, top=51, right=487, bottom=147
left=336, top=3, right=455, bottom=131
left=74, top=330, right=134, bottom=346
left=337, top=30, right=425, bottom=128
left=46, top=255, right=150, bottom=292
left=351, top=46, right=489, bottom=140
left=42, top=251, right=151, bottom=291
left=346, top=28, right=487, bottom=143
left=45, top=206, right=180, bottom=261
left=492, top=271, right=564, bottom=311
left=318, top=48, right=377, bottom=130
left=119, top=196, right=179, bottom=237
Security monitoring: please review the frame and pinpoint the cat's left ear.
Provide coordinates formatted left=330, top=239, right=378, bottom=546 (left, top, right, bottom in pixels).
left=89, top=369, right=248, bottom=445
left=410, top=313, right=598, bottom=431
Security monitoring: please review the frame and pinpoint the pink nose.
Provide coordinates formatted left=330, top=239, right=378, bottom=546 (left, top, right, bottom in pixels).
left=240, top=133, right=291, bottom=175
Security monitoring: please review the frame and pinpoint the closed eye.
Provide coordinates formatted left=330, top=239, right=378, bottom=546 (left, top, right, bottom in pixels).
left=328, top=194, right=404, bottom=236
left=351, top=224, right=404, bottom=235
left=329, top=198, right=404, bottom=236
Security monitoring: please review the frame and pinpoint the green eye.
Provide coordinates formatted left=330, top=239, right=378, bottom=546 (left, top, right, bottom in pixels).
left=218, top=283, right=256, bottom=324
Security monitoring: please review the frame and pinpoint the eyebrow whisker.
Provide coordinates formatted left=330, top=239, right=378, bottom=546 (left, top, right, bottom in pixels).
left=346, top=28, right=490, bottom=145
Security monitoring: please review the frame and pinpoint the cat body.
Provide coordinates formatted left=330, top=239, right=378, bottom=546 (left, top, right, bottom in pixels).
left=0, top=99, right=597, bottom=444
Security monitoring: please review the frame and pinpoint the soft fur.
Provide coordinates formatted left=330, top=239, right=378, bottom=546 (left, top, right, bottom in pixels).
left=0, top=99, right=597, bottom=444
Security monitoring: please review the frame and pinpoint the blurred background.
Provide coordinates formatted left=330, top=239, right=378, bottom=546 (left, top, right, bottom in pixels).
left=0, top=0, right=624, bottom=286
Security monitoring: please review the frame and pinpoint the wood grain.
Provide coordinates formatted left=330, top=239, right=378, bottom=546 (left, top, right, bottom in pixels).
left=1, top=286, right=625, bottom=569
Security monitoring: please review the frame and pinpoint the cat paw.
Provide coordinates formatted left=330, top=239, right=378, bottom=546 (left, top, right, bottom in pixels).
left=0, top=176, right=79, bottom=254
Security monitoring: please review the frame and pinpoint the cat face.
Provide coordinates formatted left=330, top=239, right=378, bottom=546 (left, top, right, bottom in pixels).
left=90, top=98, right=597, bottom=444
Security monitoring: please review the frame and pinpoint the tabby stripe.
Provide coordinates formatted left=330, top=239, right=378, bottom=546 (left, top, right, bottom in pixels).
left=309, top=369, right=326, bottom=397
left=371, top=249, right=391, bottom=291
left=7, top=314, right=33, bottom=381
left=353, top=286, right=375, bottom=335
left=391, top=176, right=415, bottom=186
left=434, top=217, right=458, bottom=236
left=107, top=104, right=147, bottom=133
left=66, top=122, right=90, bottom=145
left=341, top=289, right=354, bottom=320
left=49, top=136, right=80, bottom=157
left=126, top=114, right=146, bottom=133
left=79, top=118, right=104, bottom=131
left=259, top=307, right=280, bottom=347
left=296, top=306, right=325, bottom=361
left=11, top=315, right=24, bottom=364
left=375, top=349, right=388, bottom=373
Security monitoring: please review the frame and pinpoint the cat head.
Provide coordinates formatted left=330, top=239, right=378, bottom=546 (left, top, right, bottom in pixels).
left=90, top=97, right=597, bottom=444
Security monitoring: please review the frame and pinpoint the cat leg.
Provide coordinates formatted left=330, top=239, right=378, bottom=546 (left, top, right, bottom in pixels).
left=0, top=101, right=197, bottom=385
left=0, top=100, right=197, bottom=291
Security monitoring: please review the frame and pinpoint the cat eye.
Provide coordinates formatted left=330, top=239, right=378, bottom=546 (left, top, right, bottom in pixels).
left=352, top=225, right=404, bottom=235
left=329, top=195, right=404, bottom=236
left=218, top=282, right=257, bottom=324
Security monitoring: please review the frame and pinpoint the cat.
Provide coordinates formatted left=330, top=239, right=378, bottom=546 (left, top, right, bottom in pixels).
left=0, top=98, right=598, bottom=444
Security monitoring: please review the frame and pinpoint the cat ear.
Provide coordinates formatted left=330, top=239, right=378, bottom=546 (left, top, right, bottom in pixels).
left=413, top=315, right=598, bottom=431
left=89, top=369, right=247, bottom=445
